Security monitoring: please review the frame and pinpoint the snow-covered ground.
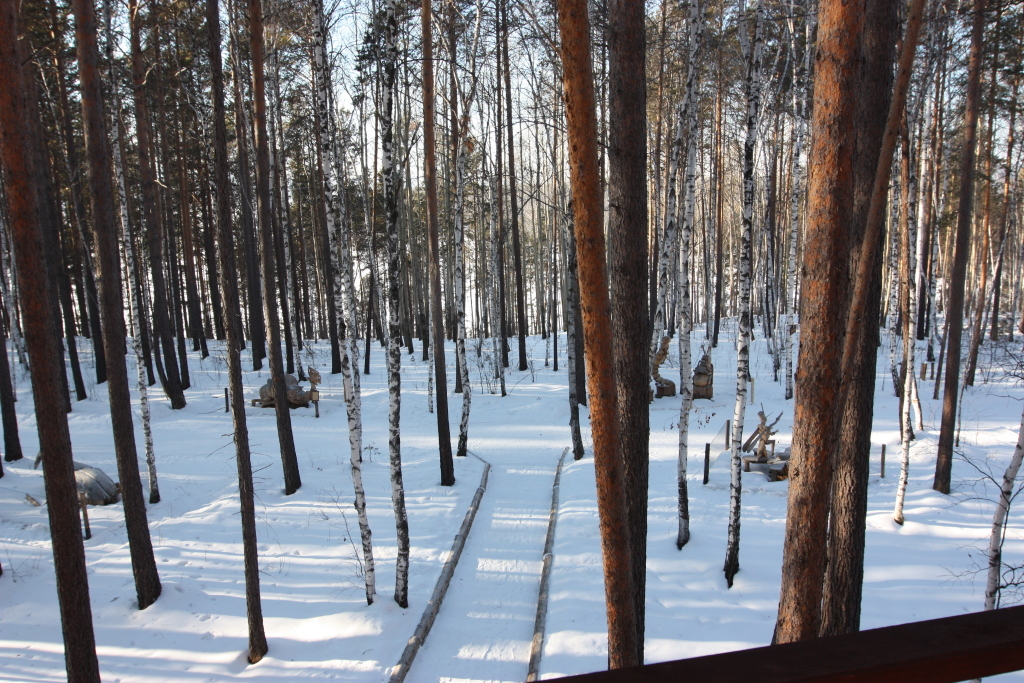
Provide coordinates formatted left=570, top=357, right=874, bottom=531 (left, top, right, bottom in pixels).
left=0, top=323, right=1022, bottom=682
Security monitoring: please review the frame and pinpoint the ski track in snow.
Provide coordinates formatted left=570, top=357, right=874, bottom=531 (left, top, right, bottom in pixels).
left=1, top=326, right=1023, bottom=681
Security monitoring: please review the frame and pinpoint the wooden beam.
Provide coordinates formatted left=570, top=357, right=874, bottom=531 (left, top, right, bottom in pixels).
left=550, top=605, right=1024, bottom=682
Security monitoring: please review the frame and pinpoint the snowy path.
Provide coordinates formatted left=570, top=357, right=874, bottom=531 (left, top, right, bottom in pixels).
left=406, top=373, right=571, bottom=683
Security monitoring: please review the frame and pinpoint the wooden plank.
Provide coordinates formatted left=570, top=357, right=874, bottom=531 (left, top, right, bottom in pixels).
left=528, top=447, right=571, bottom=681
left=388, top=453, right=491, bottom=683
left=549, top=605, right=1024, bottom=683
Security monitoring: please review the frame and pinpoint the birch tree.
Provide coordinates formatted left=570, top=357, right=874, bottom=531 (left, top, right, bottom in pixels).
left=894, top=121, right=920, bottom=525
left=105, top=0, right=158, bottom=505
left=383, top=0, right=411, bottom=608
left=561, top=200, right=583, bottom=460
left=451, top=0, right=483, bottom=459
left=982, top=404, right=1024, bottom=611
left=312, top=0, right=375, bottom=604
left=675, top=0, right=703, bottom=551
left=784, top=1, right=812, bottom=401
left=724, top=0, right=763, bottom=589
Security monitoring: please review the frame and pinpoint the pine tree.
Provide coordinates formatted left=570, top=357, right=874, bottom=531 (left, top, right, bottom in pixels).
left=0, top=4, right=100, bottom=675
left=207, top=0, right=268, bottom=660
left=73, top=0, right=162, bottom=610
left=249, top=0, right=301, bottom=495
left=935, top=0, right=989, bottom=495
left=556, top=0, right=637, bottom=666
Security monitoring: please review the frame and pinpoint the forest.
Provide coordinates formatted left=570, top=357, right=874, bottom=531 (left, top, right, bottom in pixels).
left=1, top=0, right=1024, bottom=680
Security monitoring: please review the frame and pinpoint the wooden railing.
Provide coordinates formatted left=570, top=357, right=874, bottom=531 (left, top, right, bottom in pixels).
left=551, top=605, right=1024, bottom=682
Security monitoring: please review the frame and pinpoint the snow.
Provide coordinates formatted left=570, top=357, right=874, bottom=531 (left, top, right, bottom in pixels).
left=1, top=324, right=1023, bottom=682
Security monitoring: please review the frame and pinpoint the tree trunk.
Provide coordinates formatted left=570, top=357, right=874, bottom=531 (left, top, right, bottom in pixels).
left=724, top=0, right=763, bottom=591
left=104, top=0, right=159, bottom=504
left=675, top=0, right=703, bottom=552
left=607, top=0, right=650, bottom=659
left=556, top=0, right=638, bottom=667
left=935, top=0, right=987, bottom=495
left=983, top=403, right=1024, bottom=611
left=0, top=319, right=21, bottom=462
left=129, top=0, right=185, bottom=408
left=383, top=0, right=411, bottom=609
left=207, top=0, right=269, bottom=659
left=819, top=0, right=899, bottom=637
left=74, top=0, right=163, bottom=610
left=249, top=0, right=301, bottom=495
left=421, top=0, right=455, bottom=486
left=774, top=0, right=862, bottom=641
left=312, top=0, right=375, bottom=603
left=230, top=16, right=266, bottom=370
left=500, top=0, right=527, bottom=370
left=784, top=2, right=812, bottom=401
left=0, top=5, right=100, bottom=675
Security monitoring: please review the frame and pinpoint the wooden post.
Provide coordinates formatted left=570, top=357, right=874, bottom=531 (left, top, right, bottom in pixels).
left=726, top=419, right=731, bottom=450
left=920, top=363, right=927, bottom=380
left=880, top=444, right=886, bottom=478
left=703, top=443, right=711, bottom=485
left=225, top=388, right=229, bottom=413
left=80, top=492, right=91, bottom=540
left=750, top=377, right=755, bottom=405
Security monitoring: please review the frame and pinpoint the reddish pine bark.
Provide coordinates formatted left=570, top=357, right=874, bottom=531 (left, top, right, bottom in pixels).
left=0, top=3, right=100, bottom=677
left=775, top=0, right=865, bottom=644
left=556, top=0, right=637, bottom=668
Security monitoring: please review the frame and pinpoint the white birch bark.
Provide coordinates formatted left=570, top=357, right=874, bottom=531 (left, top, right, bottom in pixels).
left=725, top=0, right=763, bottom=588
left=451, top=3, right=483, bottom=458
left=427, top=304, right=435, bottom=413
left=383, top=0, right=410, bottom=609
left=105, top=0, right=158, bottom=503
left=312, top=1, right=376, bottom=603
left=454, top=142, right=472, bottom=457
left=886, top=181, right=902, bottom=395
left=895, top=127, right=921, bottom=524
left=784, top=2, right=812, bottom=401
left=983, top=404, right=1024, bottom=610
left=654, top=106, right=684, bottom=346
left=677, top=0, right=703, bottom=550
left=561, top=200, right=583, bottom=461
left=905, top=141, right=923, bottom=433
left=549, top=188, right=559, bottom=373
left=894, top=258, right=915, bottom=522
left=483, top=148, right=506, bottom=398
